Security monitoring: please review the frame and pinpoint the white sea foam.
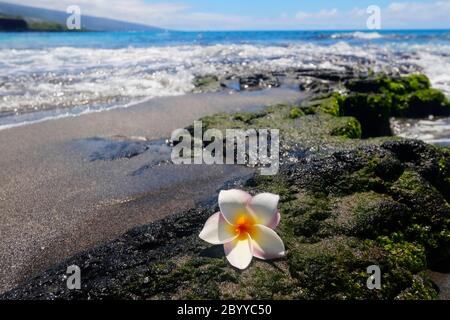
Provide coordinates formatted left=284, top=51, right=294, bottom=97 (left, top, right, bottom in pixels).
left=405, top=44, right=450, bottom=97
left=0, top=96, right=153, bottom=130
left=331, top=32, right=384, bottom=40
left=391, top=116, right=450, bottom=146
left=0, top=41, right=449, bottom=129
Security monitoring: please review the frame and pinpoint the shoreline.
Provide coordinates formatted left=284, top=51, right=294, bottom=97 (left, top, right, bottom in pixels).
left=0, top=88, right=303, bottom=294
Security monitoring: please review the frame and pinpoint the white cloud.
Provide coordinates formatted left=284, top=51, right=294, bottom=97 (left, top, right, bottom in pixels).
left=7, top=0, right=450, bottom=30
left=384, top=1, right=450, bottom=28
left=295, top=9, right=338, bottom=21
left=349, top=8, right=367, bottom=17
left=388, top=1, right=450, bottom=13
left=292, top=1, right=450, bottom=29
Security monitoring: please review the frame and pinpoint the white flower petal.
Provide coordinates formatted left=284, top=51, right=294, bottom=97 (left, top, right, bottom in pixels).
left=267, top=211, right=281, bottom=229
left=199, top=212, right=237, bottom=245
left=251, top=225, right=285, bottom=260
left=218, top=189, right=252, bottom=225
left=249, top=193, right=280, bottom=227
left=224, top=234, right=253, bottom=270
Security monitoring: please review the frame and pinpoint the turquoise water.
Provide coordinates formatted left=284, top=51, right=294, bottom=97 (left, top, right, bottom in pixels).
left=1, top=30, right=450, bottom=49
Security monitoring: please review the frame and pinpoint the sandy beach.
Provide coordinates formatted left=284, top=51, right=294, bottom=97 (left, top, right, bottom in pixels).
left=0, top=88, right=302, bottom=293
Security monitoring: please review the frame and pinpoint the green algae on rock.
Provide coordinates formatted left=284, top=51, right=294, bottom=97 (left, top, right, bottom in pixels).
left=299, top=94, right=342, bottom=117
left=192, top=75, right=224, bottom=93
left=340, top=93, right=393, bottom=137
left=298, top=74, right=449, bottom=138
left=330, top=116, right=362, bottom=139
left=339, top=74, right=450, bottom=137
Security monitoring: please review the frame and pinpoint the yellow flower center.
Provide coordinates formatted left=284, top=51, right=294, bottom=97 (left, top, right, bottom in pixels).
left=234, top=214, right=255, bottom=240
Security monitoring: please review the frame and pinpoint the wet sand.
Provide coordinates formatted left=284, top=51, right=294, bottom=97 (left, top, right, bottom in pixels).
left=0, top=88, right=302, bottom=294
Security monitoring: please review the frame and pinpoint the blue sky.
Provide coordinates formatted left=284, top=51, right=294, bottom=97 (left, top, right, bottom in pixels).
left=162, top=0, right=395, bottom=17
left=12, top=0, right=450, bottom=30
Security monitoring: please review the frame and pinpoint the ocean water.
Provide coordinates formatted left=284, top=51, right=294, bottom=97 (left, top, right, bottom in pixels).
left=1, top=30, right=450, bottom=137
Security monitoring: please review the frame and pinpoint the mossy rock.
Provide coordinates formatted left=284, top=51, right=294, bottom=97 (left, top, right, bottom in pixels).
left=346, top=74, right=430, bottom=95
left=389, top=169, right=450, bottom=263
left=401, top=74, right=431, bottom=92
left=438, top=147, right=450, bottom=197
left=325, top=192, right=408, bottom=238
left=289, top=145, right=403, bottom=196
left=193, top=75, right=224, bottom=93
left=390, top=169, right=447, bottom=222
left=188, top=109, right=269, bottom=133
left=377, top=235, right=427, bottom=273
left=340, top=93, right=393, bottom=137
left=406, top=89, right=449, bottom=117
left=300, top=94, right=342, bottom=117
left=194, top=103, right=371, bottom=155
left=396, top=275, right=439, bottom=300
left=343, top=74, right=450, bottom=133
left=240, top=266, right=302, bottom=299
left=114, top=257, right=240, bottom=300
left=286, top=236, right=436, bottom=299
left=289, top=107, right=304, bottom=119
left=286, top=237, right=377, bottom=299
left=330, top=117, right=362, bottom=139
left=281, top=193, right=332, bottom=242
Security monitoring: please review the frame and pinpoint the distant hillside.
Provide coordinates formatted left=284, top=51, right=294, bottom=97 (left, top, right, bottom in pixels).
left=0, top=15, right=27, bottom=31
left=0, top=1, right=163, bottom=31
left=0, top=14, right=71, bottom=31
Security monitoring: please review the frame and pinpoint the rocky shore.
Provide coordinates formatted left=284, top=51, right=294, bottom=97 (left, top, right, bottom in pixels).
left=2, top=71, right=450, bottom=300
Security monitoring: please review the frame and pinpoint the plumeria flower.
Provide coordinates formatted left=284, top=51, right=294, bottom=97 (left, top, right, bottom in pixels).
left=199, top=189, right=285, bottom=270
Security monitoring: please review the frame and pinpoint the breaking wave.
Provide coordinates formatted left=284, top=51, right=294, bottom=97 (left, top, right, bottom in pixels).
left=0, top=30, right=449, bottom=129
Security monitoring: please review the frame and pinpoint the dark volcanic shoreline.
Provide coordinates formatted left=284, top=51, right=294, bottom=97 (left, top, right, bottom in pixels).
left=2, top=71, right=450, bottom=300
left=3, top=138, right=449, bottom=300
left=0, top=88, right=302, bottom=294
